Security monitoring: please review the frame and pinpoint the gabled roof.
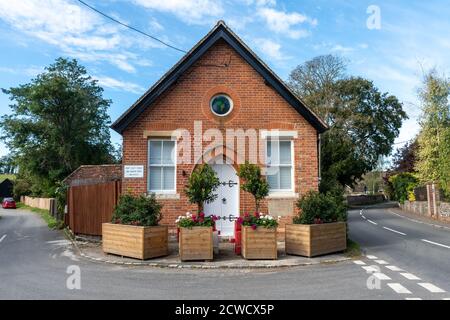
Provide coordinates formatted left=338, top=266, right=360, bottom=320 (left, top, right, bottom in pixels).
left=111, top=21, right=328, bottom=134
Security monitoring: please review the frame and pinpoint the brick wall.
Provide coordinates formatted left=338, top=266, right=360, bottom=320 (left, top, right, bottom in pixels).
left=121, top=40, right=319, bottom=231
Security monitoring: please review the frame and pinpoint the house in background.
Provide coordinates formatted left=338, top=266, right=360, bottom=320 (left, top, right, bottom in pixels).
left=112, top=21, right=328, bottom=237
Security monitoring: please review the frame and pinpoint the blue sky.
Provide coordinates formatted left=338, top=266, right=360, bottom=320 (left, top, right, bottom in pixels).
left=0, top=0, right=449, bottom=159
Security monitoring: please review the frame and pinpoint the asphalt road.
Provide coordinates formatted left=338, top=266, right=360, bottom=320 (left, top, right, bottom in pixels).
left=0, top=205, right=449, bottom=300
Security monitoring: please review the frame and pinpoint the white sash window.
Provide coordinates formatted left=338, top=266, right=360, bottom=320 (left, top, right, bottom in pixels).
left=266, top=139, right=294, bottom=192
left=148, top=140, right=176, bottom=193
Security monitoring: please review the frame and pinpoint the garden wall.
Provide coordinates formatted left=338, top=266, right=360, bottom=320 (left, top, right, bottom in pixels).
left=347, top=194, right=385, bottom=206
left=400, top=201, right=428, bottom=217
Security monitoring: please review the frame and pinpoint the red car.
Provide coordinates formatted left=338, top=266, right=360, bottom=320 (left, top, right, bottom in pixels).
left=2, top=197, right=16, bottom=209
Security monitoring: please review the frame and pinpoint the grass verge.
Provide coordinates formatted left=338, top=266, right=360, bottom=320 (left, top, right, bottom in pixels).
left=16, top=202, right=64, bottom=229
left=345, top=238, right=361, bottom=257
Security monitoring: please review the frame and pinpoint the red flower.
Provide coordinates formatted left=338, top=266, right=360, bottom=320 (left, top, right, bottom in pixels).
left=254, top=212, right=260, bottom=218
left=244, top=212, right=249, bottom=218
left=199, top=212, right=205, bottom=218
left=237, top=217, right=244, bottom=225
left=251, top=224, right=257, bottom=230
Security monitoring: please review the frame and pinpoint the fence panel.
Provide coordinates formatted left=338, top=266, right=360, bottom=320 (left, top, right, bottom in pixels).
left=68, top=181, right=121, bottom=236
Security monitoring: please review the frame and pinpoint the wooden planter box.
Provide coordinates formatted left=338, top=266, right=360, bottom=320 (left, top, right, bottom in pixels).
left=179, top=227, right=213, bottom=261
left=285, top=222, right=346, bottom=257
left=102, top=223, right=168, bottom=260
left=241, top=226, right=277, bottom=260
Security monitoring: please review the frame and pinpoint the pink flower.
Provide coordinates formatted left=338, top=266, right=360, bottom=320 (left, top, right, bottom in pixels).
left=254, top=212, right=260, bottom=218
left=244, top=213, right=249, bottom=218
left=199, top=212, right=205, bottom=218
left=237, top=217, right=243, bottom=225
left=251, top=224, right=257, bottom=230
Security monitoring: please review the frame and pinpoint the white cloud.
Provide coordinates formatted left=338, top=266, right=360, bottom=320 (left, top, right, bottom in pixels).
left=253, top=38, right=287, bottom=61
left=94, top=76, right=145, bottom=94
left=331, top=44, right=354, bottom=54
left=257, top=7, right=317, bottom=39
left=132, top=0, right=224, bottom=25
left=0, top=0, right=155, bottom=73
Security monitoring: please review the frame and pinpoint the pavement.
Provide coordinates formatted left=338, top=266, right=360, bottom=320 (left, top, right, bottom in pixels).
left=1, top=203, right=449, bottom=300
left=74, top=236, right=350, bottom=269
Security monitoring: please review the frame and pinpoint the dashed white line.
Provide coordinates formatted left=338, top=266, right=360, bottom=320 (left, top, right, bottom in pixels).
left=367, top=219, right=378, bottom=225
left=405, top=297, right=422, bottom=300
left=418, top=283, right=446, bottom=293
left=385, top=265, right=403, bottom=271
left=362, top=216, right=367, bottom=219
left=374, top=260, right=388, bottom=265
left=389, top=209, right=450, bottom=231
left=400, top=273, right=421, bottom=280
left=373, top=272, right=391, bottom=280
left=421, top=239, right=450, bottom=249
left=0, top=234, right=6, bottom=243
left=383, top=226, right=406, bottom=236
left=366, top=255, right=378, bottom=260
left=353, top=260, right=366, bottom=265
left=362, top=266, right=379, bottom=273
left=388, top=283, right=412, bottom=294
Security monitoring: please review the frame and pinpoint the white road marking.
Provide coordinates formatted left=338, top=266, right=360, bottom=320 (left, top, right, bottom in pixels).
left=367, top=219, right=378, bottom=225
left=388, top=283, right=412, bottom=294
left=353, top=260, right=366, bottom=265
left=389, top=209, right=450, bottom=231
left=373, top=272, right=391, bottom=280
left=400, top=273, right=421, bottom=280
left=421, top=239, right=450, bottom=249
left=443, top=298, right=450, bottom=300
left=362, top=216, right=367, bottom=219
left=385, top=265, right=403, bottom=271
left=374, top=260, right=388, bottom=265
left=418, top=283, right=446, bottom=293
left=360, top=211, right=363, bottom=216
left=0, top=234, right=6, bottom=243
left=382, top=226, right=406, bottom=236
left=362, top=266, right=379, bottom=273
left=366, top=255, right=378, bottom=259
left=405, top=298, right=422, bottom=300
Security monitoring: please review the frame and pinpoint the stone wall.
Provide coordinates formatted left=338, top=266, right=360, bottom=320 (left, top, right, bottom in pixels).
left=400, top=201, right=429, bottom=217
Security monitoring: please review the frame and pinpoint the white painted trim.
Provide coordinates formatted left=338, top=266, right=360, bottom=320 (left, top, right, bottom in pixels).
left=267, top=192, right=298, bottom=199
left=264, top=139, right=295, bottom=193
left=260, top=130, right=298, bottom=139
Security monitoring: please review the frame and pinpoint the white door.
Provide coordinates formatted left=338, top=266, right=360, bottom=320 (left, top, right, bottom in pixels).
left=204, top=164, right=239, bottom=237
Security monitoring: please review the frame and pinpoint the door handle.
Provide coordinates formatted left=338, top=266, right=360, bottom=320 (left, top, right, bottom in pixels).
left=222, top=197, right=227, bottom=204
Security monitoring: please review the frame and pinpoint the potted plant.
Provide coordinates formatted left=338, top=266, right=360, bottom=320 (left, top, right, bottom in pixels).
left=178, top=164, right=220, bottom=261
left=286, top=191, right=347, bottom=257
left=102, top=194, right=168, bottom=260
left=237, top=162, right=277, bottom=260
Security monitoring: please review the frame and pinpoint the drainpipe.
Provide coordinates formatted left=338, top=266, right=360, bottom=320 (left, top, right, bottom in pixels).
left=317, top=133, right=322, bottom=185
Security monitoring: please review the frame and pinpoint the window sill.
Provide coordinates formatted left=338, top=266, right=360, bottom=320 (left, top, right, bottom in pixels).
left=267, top=192, right=298, bottom=199
left=148, top=193, right=180, bottom=200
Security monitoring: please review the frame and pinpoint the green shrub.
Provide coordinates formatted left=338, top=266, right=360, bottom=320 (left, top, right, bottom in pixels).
left=237, top=162, right=269, bottom=212
left=388, top=173, right=418, bottom=204
left=294, top=191, right=347, bottom=225
left=184, top=164, right=220, bottom=213
left=111, top=194, right=162, bottom=227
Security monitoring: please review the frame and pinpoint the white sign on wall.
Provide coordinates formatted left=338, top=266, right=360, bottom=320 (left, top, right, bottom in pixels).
left=124, top=165, right=144, bottom=178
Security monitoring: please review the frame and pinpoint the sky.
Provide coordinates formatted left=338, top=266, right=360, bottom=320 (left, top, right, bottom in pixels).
left=0, top=0, right=449, bottom=160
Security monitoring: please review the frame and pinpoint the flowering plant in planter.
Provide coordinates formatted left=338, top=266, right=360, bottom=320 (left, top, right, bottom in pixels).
left=237, top=212, right=279, bottom=230
left=176, top=212, right=219, bottom=228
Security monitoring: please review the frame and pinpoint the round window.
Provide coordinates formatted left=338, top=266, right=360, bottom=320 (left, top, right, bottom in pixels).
left=210, top=94, right=233, bottom=116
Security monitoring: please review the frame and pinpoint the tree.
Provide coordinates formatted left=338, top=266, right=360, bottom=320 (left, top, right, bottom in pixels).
left=415, top=70, right=450, bottom=196
left=237, top=162, right=269, bottom=212
left=0, top=58, right=115, bottom=196
left=391, top=139, right=418, bottom=173
left=184, top=164, right=220, bottom=213
left=288, top=55, right=407, bottom=192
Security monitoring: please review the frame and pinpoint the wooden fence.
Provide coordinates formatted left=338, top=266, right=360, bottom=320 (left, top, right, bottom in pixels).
left=21, top=196, right=58, bottom=217
left=68, top=180, right=121, bottom=236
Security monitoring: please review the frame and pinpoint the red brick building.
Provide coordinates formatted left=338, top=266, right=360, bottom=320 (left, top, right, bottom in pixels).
left=112, top=21, right=327, bottom=237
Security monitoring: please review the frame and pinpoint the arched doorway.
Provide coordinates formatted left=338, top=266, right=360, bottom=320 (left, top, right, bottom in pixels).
left=203, top=159, right=239, bottom=237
